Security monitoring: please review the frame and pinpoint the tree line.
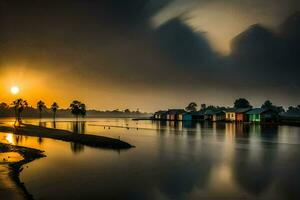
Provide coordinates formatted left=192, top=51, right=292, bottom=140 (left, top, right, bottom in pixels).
left=1, top=99, right=86, bottom=126
left=0, top=100, right=146, bottom=126
left=185, top=98, right=299, bottom=114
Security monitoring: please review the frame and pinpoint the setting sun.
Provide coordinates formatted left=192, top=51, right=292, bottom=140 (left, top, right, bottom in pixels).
left=10, top=86, right=20, bottom=95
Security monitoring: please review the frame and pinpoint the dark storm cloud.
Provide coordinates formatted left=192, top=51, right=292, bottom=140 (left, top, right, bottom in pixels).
left=0, top=0, right=300, bottom=107
left=229, top=12, right=300, bottom=87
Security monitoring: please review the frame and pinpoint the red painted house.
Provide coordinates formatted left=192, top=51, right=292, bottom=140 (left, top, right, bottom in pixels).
left=235, top=108, right=252, bottom=122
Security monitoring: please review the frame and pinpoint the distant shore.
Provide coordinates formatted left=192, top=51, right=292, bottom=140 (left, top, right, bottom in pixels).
left=0, top=124, right=134, bottom=149
left=135, top=117, right=300, bottom=126
left=0, top=142, right=45, bottom=200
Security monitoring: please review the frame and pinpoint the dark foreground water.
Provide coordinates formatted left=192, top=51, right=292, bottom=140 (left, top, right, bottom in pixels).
left=1, top=118, right=300, bottom=200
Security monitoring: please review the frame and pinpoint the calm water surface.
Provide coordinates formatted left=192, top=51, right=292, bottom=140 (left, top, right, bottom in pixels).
left=1, top=118, right=300, bottom=200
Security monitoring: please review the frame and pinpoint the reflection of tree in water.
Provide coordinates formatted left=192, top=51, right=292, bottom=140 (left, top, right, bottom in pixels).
left=15, top=135, right=22, bottom=145
left=232, top=125, right=278, bottom=197
left=37, top=137, right=43, bottom=144
left=70, top=142, right=84, bottom=154
left=262, top=126, right=300, bottom=199
left=183, top=121, right=198, bottom=137
left=39, top=121, right=46, bottom=127
left=235, top=123, right=250, bottom=138
left=71, top=121, right=86, bottom=134
left=52, top=121, right=56, bottom=129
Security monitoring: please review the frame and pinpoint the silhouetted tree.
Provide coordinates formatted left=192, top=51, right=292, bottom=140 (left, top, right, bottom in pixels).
left=37, top=100, right=46, bottom=120
left=200, top=104, right=206, bottom=111
left=124, top=109, right=130, bottom=113
left=70, top=100, right=86, bottom=121
left=80, top=103, right=86, bottom=118
left=234, top=98, right=252, bottom=108
left=261, top=100, right=284, bottom=113
left=0, top=102, right=9, bottom=109
left=12, top=99, right=28, bottom=126
left=51, top=102, right=59, bottom=121
left=261, top=100, right=273, bottom=109
left=185, top=102, right=198, bottom=112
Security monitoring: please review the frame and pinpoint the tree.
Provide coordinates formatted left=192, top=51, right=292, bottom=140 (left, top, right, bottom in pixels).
left=261, top=100, right=284, bottom=113
left=261, top=100, right=273, bottom=109
left=37, top=100, right=46, bottom=120
left=80, top=103, right=86, bottom=118
left=200, top=104, right=206, bottom=111
left=12, top=99, right=28, bottom=126
left=70, top=100, right=86, bottom=121
left=124, top=109, right=130, bottom=113
left=234, top=98, right=251, bottom=108
left=0, top=102, right=9, bottom=109
left=51, top=102, right=59, bottom=121
left=185, top=102, right=198, bottom=112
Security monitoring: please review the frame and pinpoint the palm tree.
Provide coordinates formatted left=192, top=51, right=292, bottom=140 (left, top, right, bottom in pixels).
left=37, top=100, right=46, bottom=120
left=80, top=103, right=86, bottom=118
left=11, top=99, right=28, bottom=126
left=51, top=102, right=59, bottom=121
left=70, top=100, right=86, bottom=121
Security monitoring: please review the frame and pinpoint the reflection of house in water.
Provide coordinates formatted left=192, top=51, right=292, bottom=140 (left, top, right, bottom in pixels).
left=168, top=121, right=183, bottom=131
left=182, top=121, right=196, bottom=129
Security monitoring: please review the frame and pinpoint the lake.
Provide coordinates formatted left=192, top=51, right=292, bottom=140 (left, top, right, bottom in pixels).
left=1, top=118, right=300, bottom=200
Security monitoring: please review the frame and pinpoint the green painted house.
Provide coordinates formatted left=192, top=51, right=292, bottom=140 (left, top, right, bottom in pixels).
left=246, top=108, right=278, bottom=123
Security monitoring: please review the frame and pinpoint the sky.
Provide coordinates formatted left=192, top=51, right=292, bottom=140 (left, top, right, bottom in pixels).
left=0, top=0, right=300, bottom=112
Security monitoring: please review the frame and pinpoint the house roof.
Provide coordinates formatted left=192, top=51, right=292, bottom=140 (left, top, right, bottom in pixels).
left=226, top=108, right=236, bottom=112
left=191, top=110, right=205, bottom=116
left=246, top=108, right=266, bottom=115
left=204, top=110, right=214, bottom=115
left=167, top=109, right=186, bottom=114
left=154, top=110, right=167, bottom=115
left=212, top=110, right=226, bottom=115
left=235, top=108, right=252, bottom=113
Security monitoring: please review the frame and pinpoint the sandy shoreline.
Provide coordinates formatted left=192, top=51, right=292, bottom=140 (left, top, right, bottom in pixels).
left=0, top=123, right=134, bottom=149
left=0, top=143, right=45, bottom=200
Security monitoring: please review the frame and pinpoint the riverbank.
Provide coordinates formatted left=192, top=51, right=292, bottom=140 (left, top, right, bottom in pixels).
left=0, top=142, right=45, bottom=200
left=0, top=123, right=133, bottom=149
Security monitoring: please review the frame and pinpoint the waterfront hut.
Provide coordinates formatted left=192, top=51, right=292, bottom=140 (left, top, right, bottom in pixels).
left=182, top=112, right=192, bottom=121
left=167, top=109, right=185, bottom=121
left=235, top=108, right=252, bottom=122
left=225, top=108, right=236, bottom=121
left=246, top=108, right=278, bottom=123
left=153, top=110, right=167, bottom=120
left=191, top=110, right=205, bottom=121
left=212, top=111, right=226, bottom=122
left=204, top=110, right=214, bottom=121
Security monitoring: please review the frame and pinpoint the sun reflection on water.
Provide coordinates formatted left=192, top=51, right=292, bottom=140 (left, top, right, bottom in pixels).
left=5, top=133, right=14, bottom=145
